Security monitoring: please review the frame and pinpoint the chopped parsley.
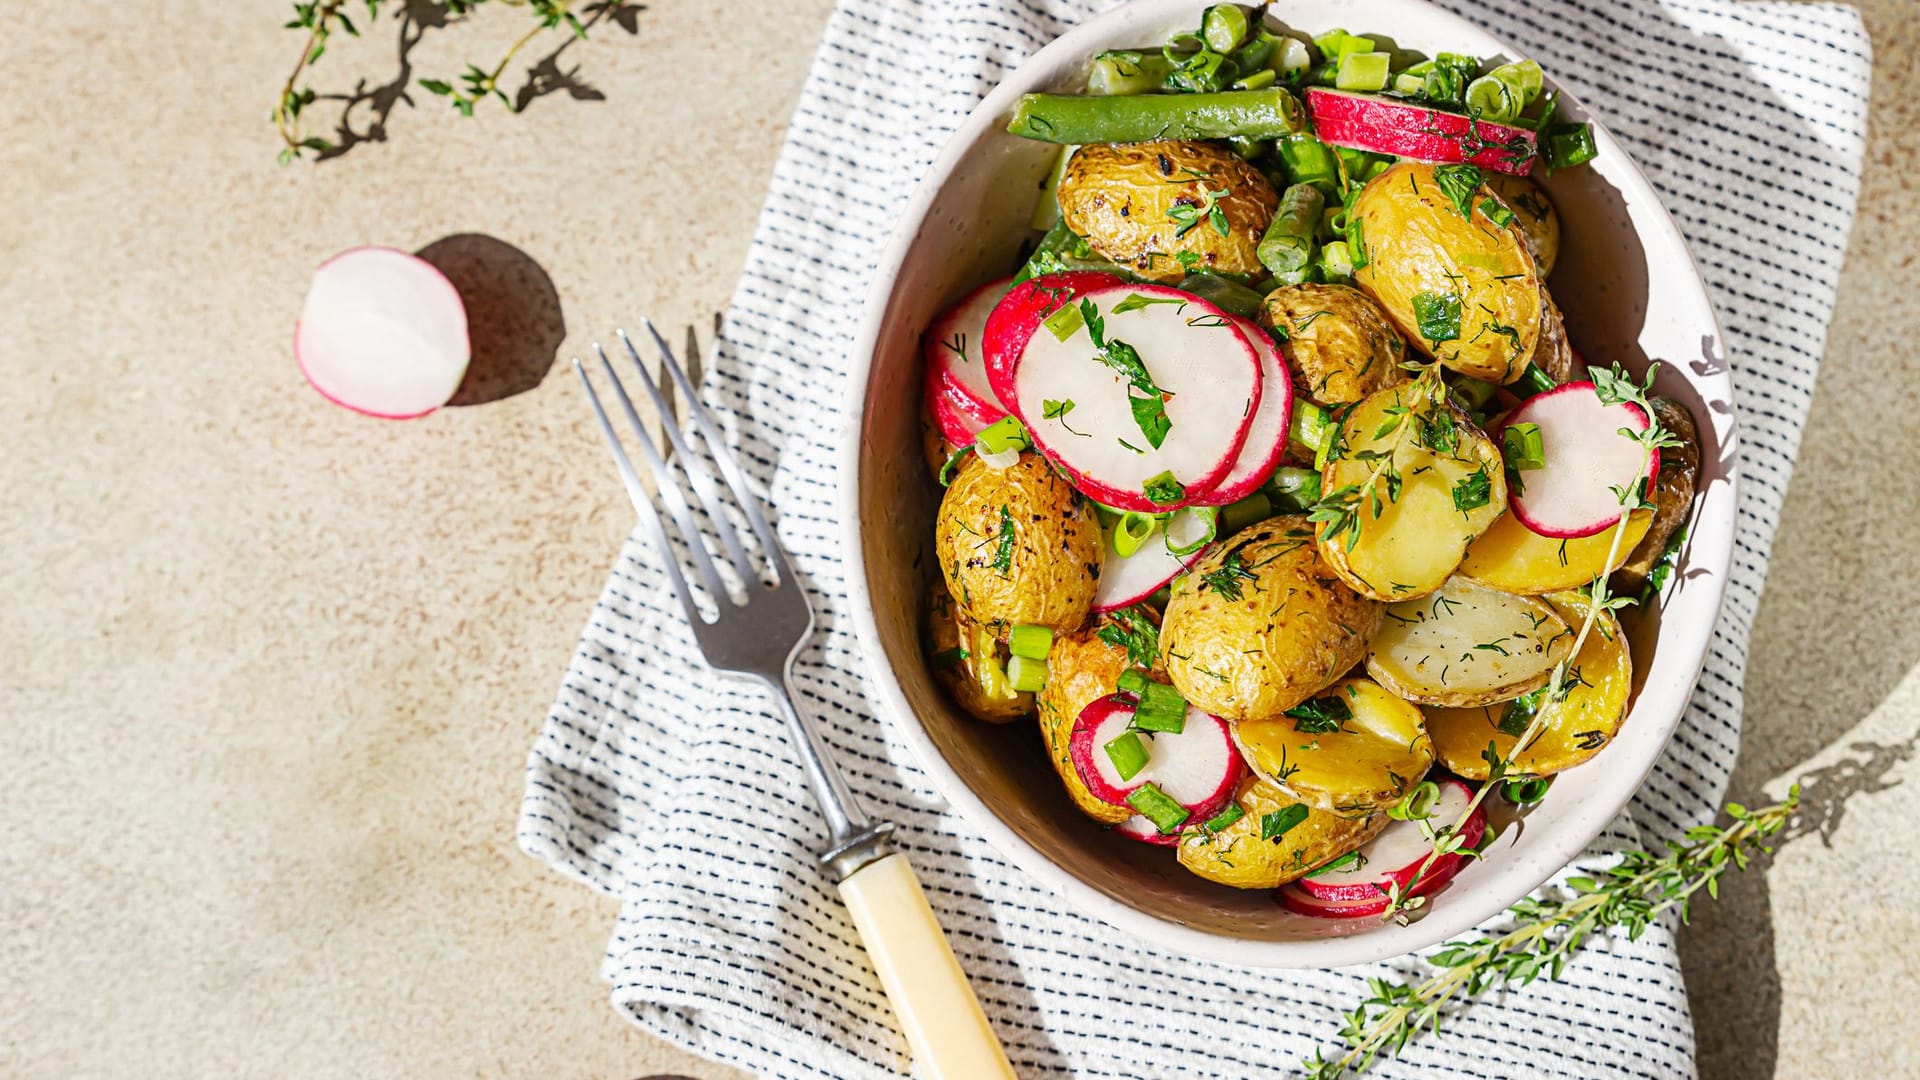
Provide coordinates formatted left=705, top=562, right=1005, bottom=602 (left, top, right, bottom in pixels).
left=1451, top=466, right=1493, bottom=512
left=1412, top=291, right=1464, bottom=343
left=1260, top=803, right=1310, bottom=842
left=1082, top=298, right=1172, bottom=449
left=1042, top=397, right=1086, bottom=437
left=1478, top=196, right=1517, bottom=229
left=1144, top=470, right=1186, bottom=506
left=1431, top=163, right=1488, bottom=219
left=990, top=505, right=1015, bottom=575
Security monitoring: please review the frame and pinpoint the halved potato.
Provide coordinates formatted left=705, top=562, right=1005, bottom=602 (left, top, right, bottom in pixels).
left=1315, top=380, right=1507, bottom=601
left=1368, top=577, right=1575, bottom=707
left=1233, top=677, right=1434, bottom=817
left=1351, top=162, right=1544, bottom=384
left=1460, top=509, right=1652, bottom=595
left=1425, top=590, right=1633, bottom=778
left=1177, top=777, right=1387, bottom=889
left=1035, top=612, right=1159, bottom=825
left=927, top=581, right=1032, bottom=723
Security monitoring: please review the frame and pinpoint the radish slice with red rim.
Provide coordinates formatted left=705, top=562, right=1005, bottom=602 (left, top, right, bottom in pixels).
left=295, top=246, right=470, bottom=418
left=925, top=363, right=986, bottom=447
left=982, top=271, right=1126, bottom=416
left=1113, top=814, right=1182, bottom=847
left=1277, top=882, right=1393, bottom=919
left=1091, top=521, right=1211, bottom=613
left=1298, top=777, right=1486, bottom=903
left=1189, top=316, right=1293, bottom=507
left=925, top=277, right=1015, bottom=421
left=1067, top=697, right=1245, bottom=822
left=1305, top=88, right=1538, bottom=175
left=1013, top=284, right=1261, bottom=511
left=1503, top=380, right=1658, bottom=539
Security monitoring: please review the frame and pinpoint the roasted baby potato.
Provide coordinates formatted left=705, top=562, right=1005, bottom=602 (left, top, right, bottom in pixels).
left=1316, top=380, right=1507, bottom=601
left=1488, top=173, right=1560, bottom=276
left=1614, top=397, right=1700, bottom=595
left=1177, top=776, right=1387, bottom=889
left=1351, top=162, right=1545, bottom=384
left=1036, top=611, right=1161, bottom=825
left=1160, top=516, right=1381, bottom=720
left=1460, top=509, right=1652, bottom=595
left=1530, top=288, right=1577, bottom=384
left=1233, top=677, right=1434, bottom=816
left=1425, top=590, right=1633, bottom=778
left=936, top=451, right=1102, bottom=631
left=1058, top=141, right=1278, bottom=282
left=1258, top=283, right=1408, bottom=405
left=1367, top=577, right=1574, bottom=707
left=927, top=580, right=1032, bottom=723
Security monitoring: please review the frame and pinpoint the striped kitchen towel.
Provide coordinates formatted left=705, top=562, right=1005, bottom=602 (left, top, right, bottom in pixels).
left=518, top=1, right=1871, bottom=1076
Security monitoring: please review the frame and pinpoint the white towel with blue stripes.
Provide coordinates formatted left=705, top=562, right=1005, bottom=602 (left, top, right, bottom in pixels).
left=518, top=1, right=1871, bottom=1076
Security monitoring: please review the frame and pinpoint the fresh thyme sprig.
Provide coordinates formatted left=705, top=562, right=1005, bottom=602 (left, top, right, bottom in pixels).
left=273, top=0, right=627, bottom=162
left=1304, top=787, right=1800, bottom=1078
left=1378, top=363, right=1678, bottom=922
left=1307, top=364, right=1448, bottom=551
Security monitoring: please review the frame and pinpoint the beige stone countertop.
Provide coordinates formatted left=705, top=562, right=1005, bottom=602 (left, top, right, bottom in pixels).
left=3, top=2, right=1915, bottom=1077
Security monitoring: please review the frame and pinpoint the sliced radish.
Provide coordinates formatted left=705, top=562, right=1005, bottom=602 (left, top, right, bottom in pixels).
left=1306, top=88, right=1538, bottom=176
left=1504, top=381, right=1658, bottom=539
left=295, top=246, right=470, bottom=418
left=1013, top=284, right=1260, bottom=511
left=1299, top=777, right=1486, bottom=903
left=925, top=362, right=987, bottom=446
left=1113, top=815, right=1181, bottom=847
left=1189, top=316, right=1293, bottom=507
left=1091, top=526, right=1212, bottom=613
left=1068, top=696, right=1244, bottom=822
left=1277, top=883, right=1394, bottom=919
left=925, top=278, right=1014, bottom=421
left=982, top=271, right=1126, bottom=415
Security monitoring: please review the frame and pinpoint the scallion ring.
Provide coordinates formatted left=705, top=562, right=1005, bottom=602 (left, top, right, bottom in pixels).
left=1113, top=511, right=1159, bottom=558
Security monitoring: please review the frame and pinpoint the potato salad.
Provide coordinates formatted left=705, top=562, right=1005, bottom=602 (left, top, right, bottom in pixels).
left=918, top=7, right=1700, bottom=920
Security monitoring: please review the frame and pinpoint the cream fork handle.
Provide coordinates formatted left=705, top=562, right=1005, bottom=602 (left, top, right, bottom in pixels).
left=836, top=852, right=1017, bottom=1079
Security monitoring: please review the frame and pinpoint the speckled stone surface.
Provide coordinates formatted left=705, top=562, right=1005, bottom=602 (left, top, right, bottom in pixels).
left=0, top=2, right=1912, bottom=1077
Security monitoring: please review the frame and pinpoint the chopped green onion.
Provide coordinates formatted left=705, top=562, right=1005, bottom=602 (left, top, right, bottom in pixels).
left=1202, top=803, right=1245, bottom=833
left=1267, top=465, right=1322, bottom=510
left=1007, top=623, right=1053, bottom=661
left=1228, top=31, right=1277, bottom=75
left=1305, top=850, right=1366, bottom=878
left=1503, top=776, right=1552, bottom=805
left=1133, top=680, right=1189, bottom=733
left=1164, top=47, right=1233, bottom=94
left=1144, top=471, right=1186, bottom=506
left=1452, top=376, right=1497, bottom=411
left=1105, top=730, right=1151, bottom=781
left=1113, top=511, right=1158, bottom=558
left=1503, top=422, right=1546, bottom=471
left=1088, top=50, right=1173, bottom=96
left=1232, top=67, right=1277, bottom=91
left=1545, top=123, right=1598, bottom=170
left=1311, top=28, right=1374, bottom=61
left=1388, top=780, right=1442, bottom=821
left=1335, top=51, right=1392, bottom=92
left=1042, top=301, right=1085, bottom=342
left=1116, top=668, right=1150, bottom=697
left=1221, top=491, right=1272, bottom=534
left=1317, top=239, right=1355, bottom=281
left=1126, top=782, right=1191, bottom=834
left=1271, top=36, right=1313, bottom=77
left=1201, top=4, right=1249, bottom=52
left=937, top=445, right=973, bottom=487
left=1006, top=654, right=1049, bottom=693
left=975, top=415, right=1030, bottom=455
left=1288, top=401, right=1336, bottom=456
left=1465, top=75, right=1519, bottom=123
left=1520, top=363, right=1559, bottom=396
left=1162, top=506, right=1217, bottom=556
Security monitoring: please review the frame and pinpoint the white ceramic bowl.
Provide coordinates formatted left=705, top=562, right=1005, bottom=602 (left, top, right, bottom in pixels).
left=840, top=0, right=1733, bottom=967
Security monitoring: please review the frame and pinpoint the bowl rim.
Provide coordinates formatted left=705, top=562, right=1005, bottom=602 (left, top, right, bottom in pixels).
left=837, top=0, right=1735, bottom=967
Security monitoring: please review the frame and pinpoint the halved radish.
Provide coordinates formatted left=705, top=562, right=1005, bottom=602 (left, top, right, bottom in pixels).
left=295, top=246, right=470, bottom=418
left=1068, top=696, right=1245, bottom=821
left=1013, top=284, right=1261, bottom=511
left=1113, top=815, right=1181, bottom=847
left=1306, top=88, right=1538, bottom=176
left=1189, top=316, right=1293, bottom=507
left=1299, top=777, right=1486, bottom=903
left=924, top=362, right=986, bottom=446
left=982, top=271, right=1126, bottom=416
left=1091, top=516, right=1213, bottom=613
left=1503, top=380, right=1658, bottom=539
left=925, top=277, right=1014, bottom=421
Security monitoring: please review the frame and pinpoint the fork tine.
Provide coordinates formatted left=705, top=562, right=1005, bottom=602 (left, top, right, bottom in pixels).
left=592, top=344, right=731, bottom=606
left=615, top=329, right=757, bottom=585
left=641, top=318, right=785, bottom=573
left=572, top=360, right=701, bottom=621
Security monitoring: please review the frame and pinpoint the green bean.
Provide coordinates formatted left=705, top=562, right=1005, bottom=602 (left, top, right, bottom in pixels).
left=1089, top=50, right=1173, bottom=96
left=1257, top=183, right=1323, bottom=278
left=1013, top=220, right=1129, bottom=284
left=1164, top=48, right=1233, bottom=94
left=1202, top=4, right=1250, bottom=52
left=1175, top=273, right=1265, bottom=318
left=1005, top=87, right=1306, bottom=144
left=1275, top=135, right=1341, bottom=197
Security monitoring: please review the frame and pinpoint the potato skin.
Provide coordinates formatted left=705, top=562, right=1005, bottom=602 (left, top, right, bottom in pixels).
left=1352, top=162, right=1544, bottom=384
left=1058, top=141, right=1277, bottom=283
left=1613, top=397, right=1700, bottom=594
left=1160, top=516, right=1382, bottom=720
left=1487, top=173, right=1560, bottom=276
left=936, top=452, right=1102, bottom=632
left=927, top=581, right=1032, bottom=723
left=1177, top=777, right=1387, bottom=889
left=1259, top=283, right=1408, bottom=405
left=1530, top=288, right=1576, bottom=384
left=1036, top=613, right=1160, bottom=825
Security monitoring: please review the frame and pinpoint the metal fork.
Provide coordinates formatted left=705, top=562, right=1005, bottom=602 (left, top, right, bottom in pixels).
left=573, top=324, right=1013, bottom=1080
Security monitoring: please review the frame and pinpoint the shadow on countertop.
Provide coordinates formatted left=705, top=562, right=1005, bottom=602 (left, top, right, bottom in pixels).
left=417, top=234, right=565, bottom=407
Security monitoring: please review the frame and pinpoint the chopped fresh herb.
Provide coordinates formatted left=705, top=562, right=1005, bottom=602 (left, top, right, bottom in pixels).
left=1199, top=551, right=1257, bottom=601
left=1144, top=470, right=1186, bottom=506
left=1042, top=397, right=1088, bottom=437
left=1451, top=466, right=1493, bottom=512
left=1203, top=803, right=1246, bottom=834
left=1478, top=196, right=1517, bottom=229
left=1261, top=803, right=1310, bottom=842
left=1431, top=163, right=1488, bottom=219
left=1082, top=298, right=1173, bottom=449
left=1412, top=292, right=1464, bottom=343
left=1097, top=606, right=1160, bottom=668
left=1175, top=249, right=1203, bottom=271
left=990, top=505, right=1016, bottom=575
left=1112, top=292, right=1188, bottom=315
left=1497, top=685, right=1546, bottom=737
left=1285, top=694, right=1352, bottom=734
left=1417, top=408, right=1458, bottom=454
left=1166, top=186, right=1232, bottom=239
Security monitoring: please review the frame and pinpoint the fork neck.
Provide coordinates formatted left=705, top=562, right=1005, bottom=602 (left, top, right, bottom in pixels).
left=757, top=669, right=894, bottom=879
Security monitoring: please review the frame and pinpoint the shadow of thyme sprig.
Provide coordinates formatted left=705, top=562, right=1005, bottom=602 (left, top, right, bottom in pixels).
left=1303, top=788, right=1799, bottom=1078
